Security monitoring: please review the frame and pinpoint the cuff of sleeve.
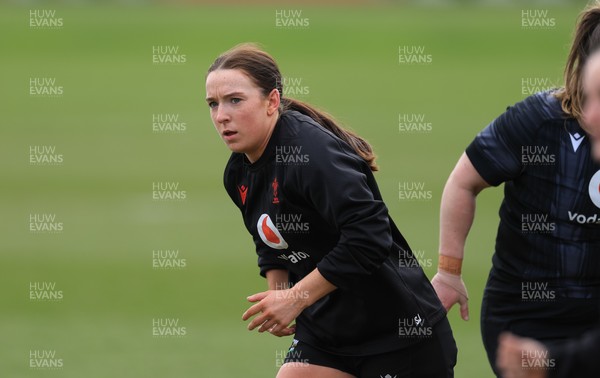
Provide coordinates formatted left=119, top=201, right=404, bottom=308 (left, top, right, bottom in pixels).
left=315, top=263, right=344, bottom=290
left=259, top=264, right=287, bottom=278
left=465, top=143, right=502, bottom=187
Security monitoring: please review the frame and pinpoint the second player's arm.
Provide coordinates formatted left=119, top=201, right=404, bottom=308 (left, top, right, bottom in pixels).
left=433, top=152, right=490, bottom=320
left=439, top=152, right=490, bottom=260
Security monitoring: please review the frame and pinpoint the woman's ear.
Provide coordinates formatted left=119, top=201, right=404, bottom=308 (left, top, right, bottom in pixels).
left=266, top=88, right=281, bottom=116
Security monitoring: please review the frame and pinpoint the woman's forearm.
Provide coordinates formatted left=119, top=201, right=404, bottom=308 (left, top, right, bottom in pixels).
left=266, top=269, right=289, bottom=290
left=290, top=268, right=337, bottom=309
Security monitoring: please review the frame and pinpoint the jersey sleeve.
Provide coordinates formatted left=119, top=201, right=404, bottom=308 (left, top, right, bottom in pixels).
left=254, top=236, right=288, bottom=277
left=465, top=94, right=544, bottom=186
left=293, top=130, right=393, bottom=291
left=548, top=326, right=600, bottom=378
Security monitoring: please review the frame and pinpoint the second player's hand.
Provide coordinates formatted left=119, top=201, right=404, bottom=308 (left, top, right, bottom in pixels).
left=497, top=332, right=549, bottom=378
left=431, top=271, right=469, bottom=321
left=242, top=290, right=306, bottom=337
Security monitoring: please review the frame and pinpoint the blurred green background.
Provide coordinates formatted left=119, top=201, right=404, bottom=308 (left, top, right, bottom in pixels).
left=0, top=2, right=587, bottom=377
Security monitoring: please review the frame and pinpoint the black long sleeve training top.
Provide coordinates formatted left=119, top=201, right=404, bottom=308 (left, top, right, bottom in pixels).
left=223, top=110, right=445, bottom=356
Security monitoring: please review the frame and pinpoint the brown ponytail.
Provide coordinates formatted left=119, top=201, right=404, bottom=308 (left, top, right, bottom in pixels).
left=556, top=1, right=600, bottom=121
left=207, top=43, right=378, bottom=171
left=280, top=97, right=378, bottom=171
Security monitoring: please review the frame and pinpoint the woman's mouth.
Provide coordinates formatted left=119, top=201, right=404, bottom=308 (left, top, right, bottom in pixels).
left=222, top=130, right=238, bottom=140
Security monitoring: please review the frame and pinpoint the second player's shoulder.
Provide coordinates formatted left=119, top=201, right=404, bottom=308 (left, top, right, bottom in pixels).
left=508, top=89, right=566, bottom=124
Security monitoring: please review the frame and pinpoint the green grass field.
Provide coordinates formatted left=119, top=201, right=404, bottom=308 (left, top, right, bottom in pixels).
left=0, top=4, right=585, bottom=377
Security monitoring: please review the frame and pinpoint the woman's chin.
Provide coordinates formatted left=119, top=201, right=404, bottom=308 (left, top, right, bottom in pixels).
left=224, top=142, right=246, bottom=155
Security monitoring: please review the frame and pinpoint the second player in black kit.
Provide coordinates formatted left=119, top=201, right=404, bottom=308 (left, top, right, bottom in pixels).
left=468, top=90, right=600, bottom=371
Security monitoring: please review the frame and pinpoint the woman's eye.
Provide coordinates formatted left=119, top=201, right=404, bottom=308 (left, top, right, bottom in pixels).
left=231, top=98, right=241, bottom=104
left=208, top=101, right=217, bottom=109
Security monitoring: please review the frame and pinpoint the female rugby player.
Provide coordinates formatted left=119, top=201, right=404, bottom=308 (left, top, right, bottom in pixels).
left=431, top=3, right=600, bottom=377
left=496, top=43, right=600, bottom=378
left=206, top=44, right=457, bottom=377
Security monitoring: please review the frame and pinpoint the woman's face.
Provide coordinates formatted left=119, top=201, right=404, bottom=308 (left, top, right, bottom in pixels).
left=582, top=52, right=600, bottom=161
left=205, top=69, right=280, bottom=162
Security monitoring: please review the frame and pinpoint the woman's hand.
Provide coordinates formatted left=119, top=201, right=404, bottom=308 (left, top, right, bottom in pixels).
left=243, top=268, right=336, bottom=337
left=431, top=270, right=469, bottom=321
left=242, top=289, right=307, bottom=337
left=497, top=332, right=549, bottom=378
